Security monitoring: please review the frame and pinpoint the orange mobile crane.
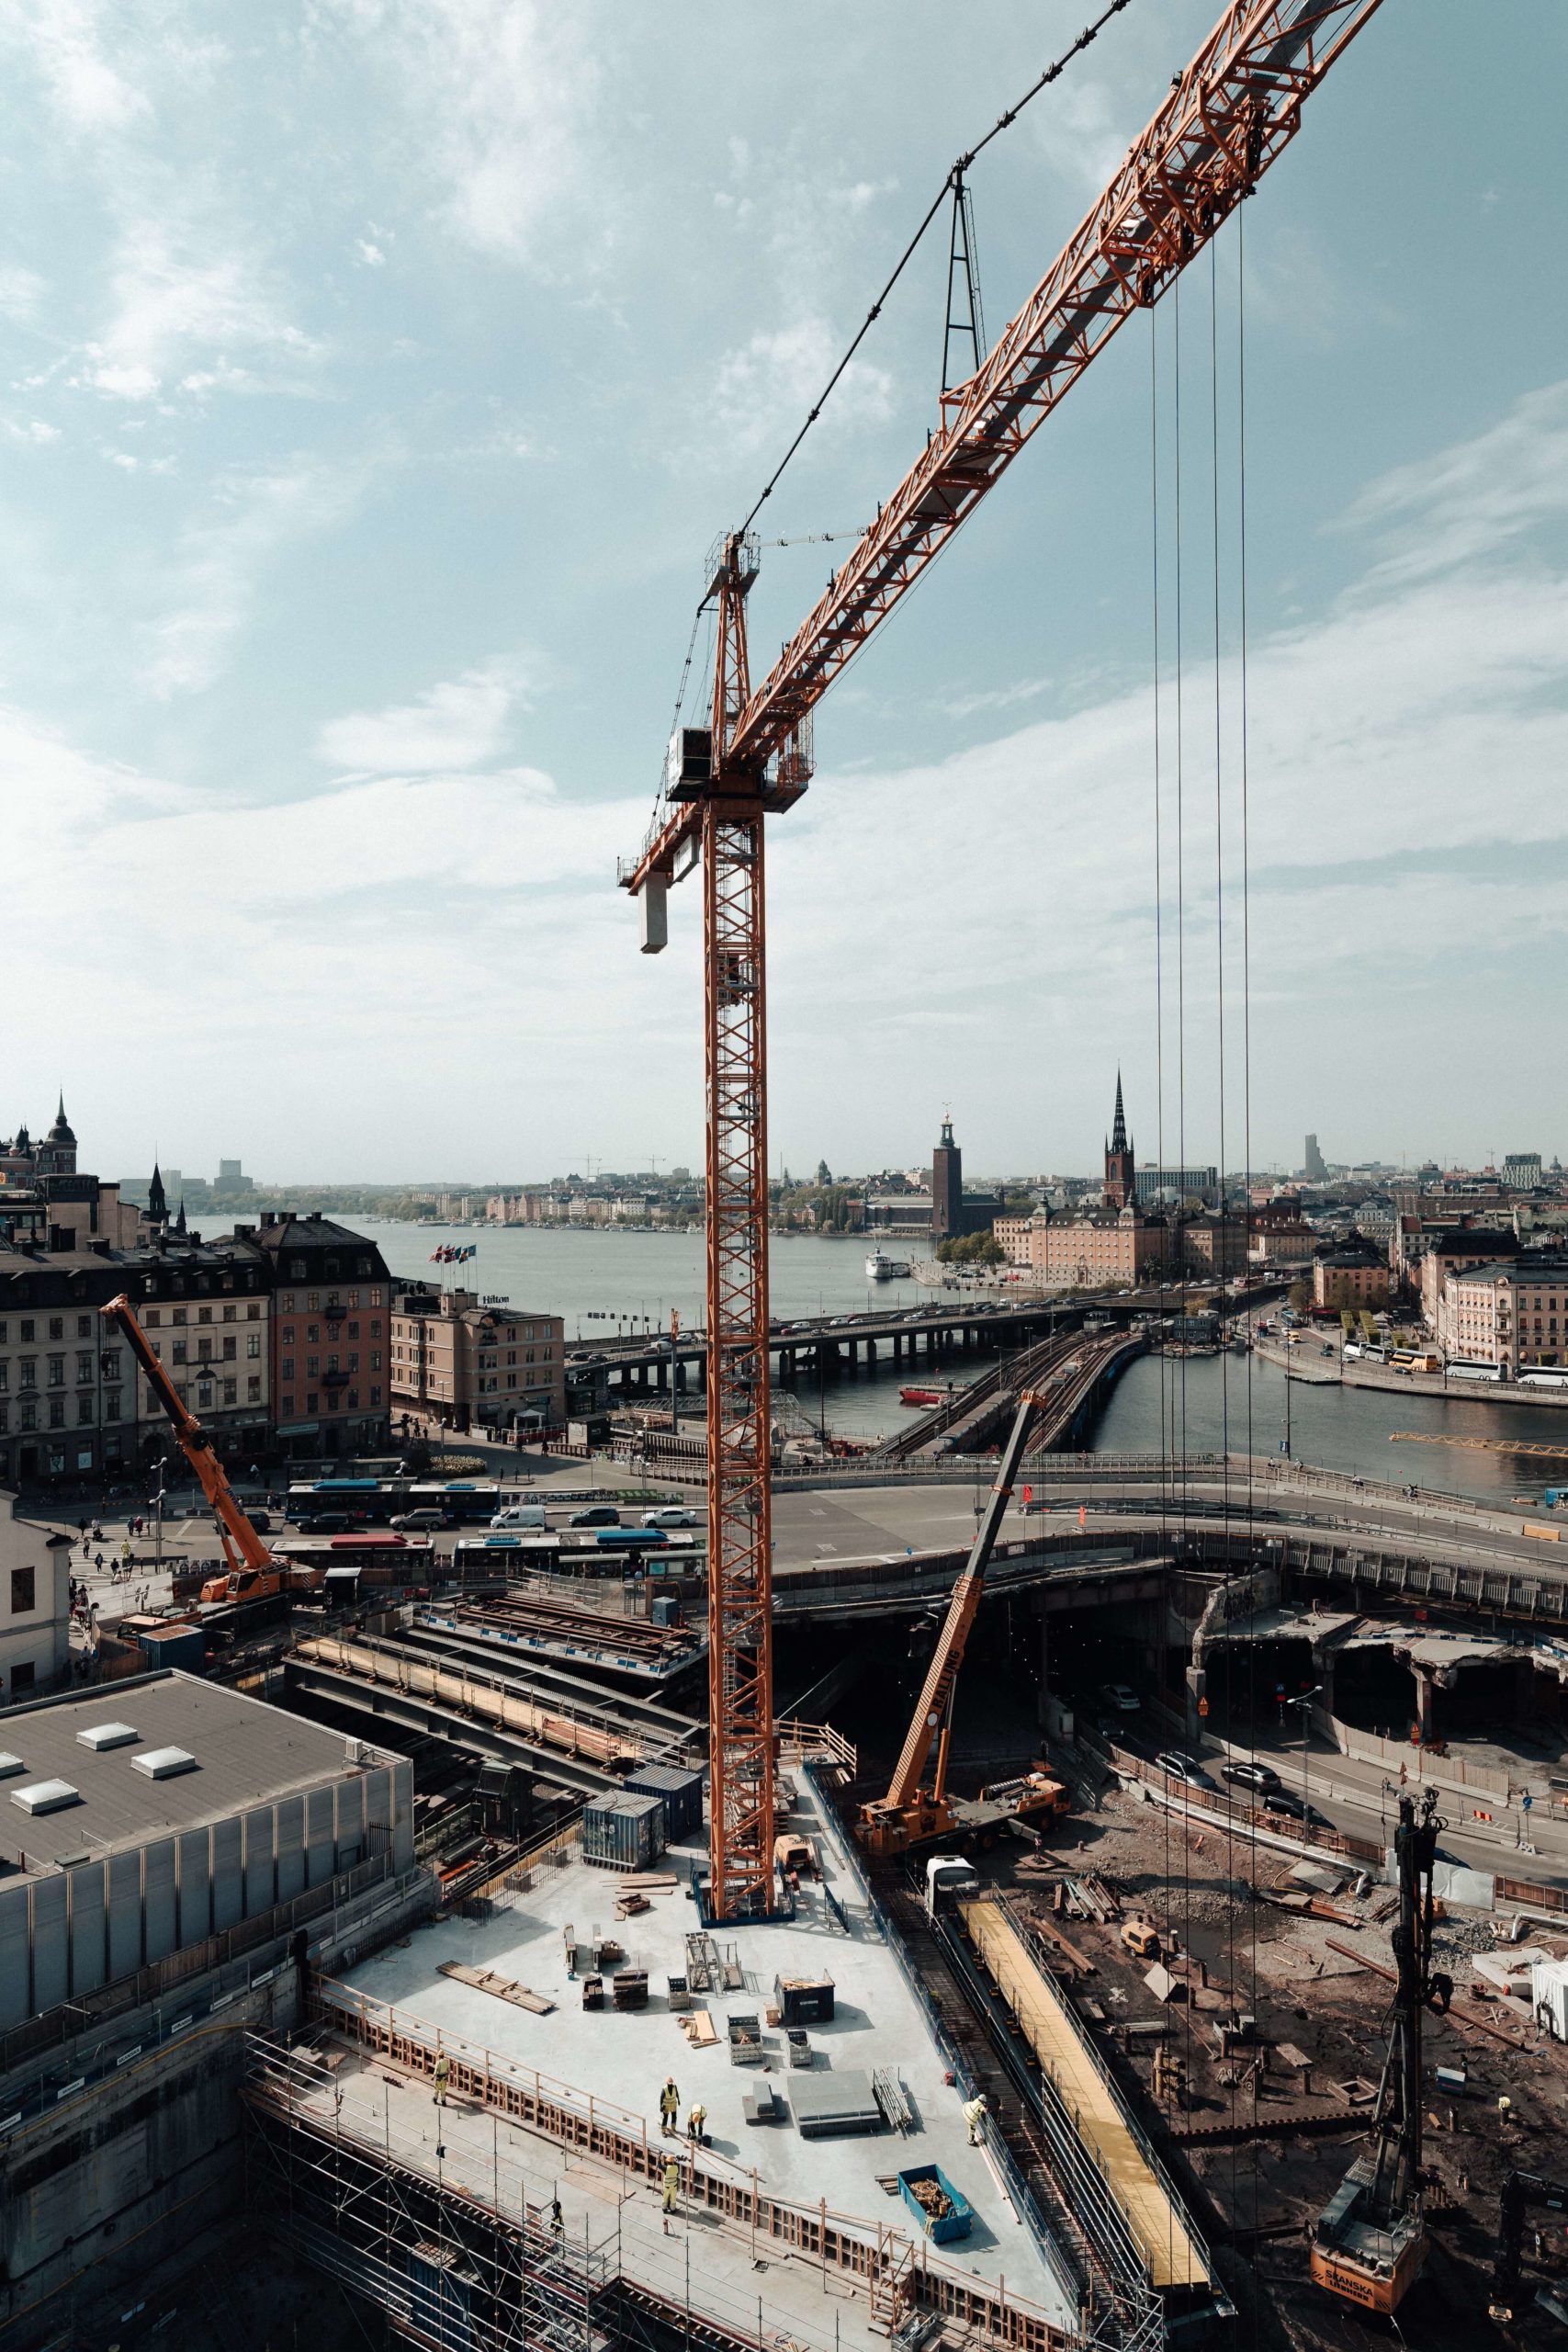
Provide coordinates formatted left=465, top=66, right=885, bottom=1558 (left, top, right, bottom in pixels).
left=858, top=1388, right=1069, bottom=1860
left=102, top=1293, right=317, bottom=1607
left=621, top=0, right=1391, bottom=1920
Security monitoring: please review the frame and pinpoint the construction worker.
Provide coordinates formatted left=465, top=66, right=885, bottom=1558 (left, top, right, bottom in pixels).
left=963, top=2093, right=988, bottom=2145
left=659, top=2075, right=681, bottom=2137
left=433, top=2050, right=450, bottom=2107
left=661, top=2154, right=681, bottom=2232
left=686, top=2100, right=707, bottom=2145
left=549, top=2197, right=565, bottom=2243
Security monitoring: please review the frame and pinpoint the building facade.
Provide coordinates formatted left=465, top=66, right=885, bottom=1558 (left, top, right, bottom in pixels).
left=123, top=1234, right=272, bottom=1468
left=0, top=1498, right=71, bottom=1702
left=243, top=1214, right=393, bottom=1460
left=389, top=1288, right=566, bottom=1433
left=1441, top=1258, right=1568, bottom=1374
left=1313, top=1252, right=1391, bottom=1311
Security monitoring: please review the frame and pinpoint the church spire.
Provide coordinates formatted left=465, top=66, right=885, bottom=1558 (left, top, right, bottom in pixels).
left=148, top=1161, right=167, bottom=1223
left=1111, top=1070, right=1128, bottom=1154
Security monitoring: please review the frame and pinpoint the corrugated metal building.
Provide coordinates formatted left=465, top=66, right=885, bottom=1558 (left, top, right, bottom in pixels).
left=0, top=1672, right=412, bottom=2029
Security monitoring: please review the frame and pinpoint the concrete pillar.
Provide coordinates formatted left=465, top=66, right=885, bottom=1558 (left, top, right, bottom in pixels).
left=1414, top=1667, right=1437, bottom=1744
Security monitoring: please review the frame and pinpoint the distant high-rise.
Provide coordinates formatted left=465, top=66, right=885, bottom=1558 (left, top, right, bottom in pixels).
left=1303, top=1133, right=1327, bottom=1182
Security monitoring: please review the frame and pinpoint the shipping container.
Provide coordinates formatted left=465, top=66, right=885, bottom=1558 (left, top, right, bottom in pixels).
left=135, top=1624, right=208, bottom=1672
left=625, top=1761, right=704, bottom=1841
left=582, top=1791, right=666, bottom=1871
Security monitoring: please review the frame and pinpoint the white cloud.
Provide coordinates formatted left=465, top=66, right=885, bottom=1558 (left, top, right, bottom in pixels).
left=1343, top=378, right=1568, bottom=589
left=141, top=455, right=368, bottom=699
left=708, top=318, right=893, bottom=461
left=2, top=0, right=148, bottom=132
left=327, top=0, right=604, bottom=268
left=76, top=221, right=317, bottom=404
left=0, top=265, right=47, bottom=322
left=316, top=657, right=534, bottom=774
left=355, top=238, right=386, bottom=267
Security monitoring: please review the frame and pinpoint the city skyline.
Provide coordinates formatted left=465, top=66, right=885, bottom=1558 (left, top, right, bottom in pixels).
left=0, top=5, right=1562, bottom=1175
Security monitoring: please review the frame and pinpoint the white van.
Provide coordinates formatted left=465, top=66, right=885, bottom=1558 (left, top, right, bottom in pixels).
left=491, top=1504, right=549, bottom=1531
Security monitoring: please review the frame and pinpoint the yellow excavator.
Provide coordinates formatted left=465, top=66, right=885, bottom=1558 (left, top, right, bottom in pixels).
left=102, top=1293, right=321, bottom=1606
left=857, top=1386, right=1069, bottom=1860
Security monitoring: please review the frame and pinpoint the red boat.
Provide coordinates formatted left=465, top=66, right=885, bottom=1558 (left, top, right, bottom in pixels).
left=899, top=1385, right=945, bottom=1408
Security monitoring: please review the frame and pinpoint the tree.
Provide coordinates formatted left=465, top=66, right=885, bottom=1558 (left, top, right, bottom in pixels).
left=937, top=1230, right=1005, bottom=1268
left=1288, top=1279, right=1312, bottom=1313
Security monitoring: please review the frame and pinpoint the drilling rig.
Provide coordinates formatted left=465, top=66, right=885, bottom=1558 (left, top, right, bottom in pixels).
left=1311, top=1790, right=1450, bottom=2314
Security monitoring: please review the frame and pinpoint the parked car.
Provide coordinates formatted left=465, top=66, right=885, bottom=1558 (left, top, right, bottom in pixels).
left=642, top=1506, right=700, bottom=1528
left=491, top=1505, right=549, bottom=1530
left=570, top=1504, right=621, bottom=1528
left=296, top=1510, right=355, bottom=1533
left=1155, top=1750, right=1211, bottom=1787
left=1099, top=1684, right=1141, bottom=1713
left=390, top=1507, right=455, bottom=1531
left=1222, top=1760, right=1282, bottom=1792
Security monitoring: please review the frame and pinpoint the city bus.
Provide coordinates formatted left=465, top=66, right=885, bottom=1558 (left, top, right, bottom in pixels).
left=272, top=1531, right=436, bottom=1592
left=287, top=1478, right=501, bottom=1526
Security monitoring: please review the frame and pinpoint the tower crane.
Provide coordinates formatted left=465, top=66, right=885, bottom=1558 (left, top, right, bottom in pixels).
left=102, top=1294, right=317, bottom=1607
left=620, top=0, right=1391, bottom=1922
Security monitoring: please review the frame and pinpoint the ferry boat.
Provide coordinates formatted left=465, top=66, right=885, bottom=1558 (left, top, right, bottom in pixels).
left=866, top=1249, right=912, bottom=1282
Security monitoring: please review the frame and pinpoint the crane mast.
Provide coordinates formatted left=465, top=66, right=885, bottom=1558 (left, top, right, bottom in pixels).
left=623, top=0, right=1391, bottom=1922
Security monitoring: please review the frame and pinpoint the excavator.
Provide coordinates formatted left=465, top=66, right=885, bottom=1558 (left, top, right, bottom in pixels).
left=1311, top=1790, right=1449, bottom=2315
left=102, top=1293, right=321, bottom=1606
left=857, top=1386, right=1069, bottom=1860
left=1491, top=2169, right=1568, bottom=2327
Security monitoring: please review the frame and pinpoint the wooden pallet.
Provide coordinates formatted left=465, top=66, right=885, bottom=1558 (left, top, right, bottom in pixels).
left=437, top=1962, right=554, bottom=2015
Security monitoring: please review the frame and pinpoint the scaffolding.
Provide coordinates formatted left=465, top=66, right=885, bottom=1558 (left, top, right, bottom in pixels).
left=243, top=2035, right=617, bottom=2352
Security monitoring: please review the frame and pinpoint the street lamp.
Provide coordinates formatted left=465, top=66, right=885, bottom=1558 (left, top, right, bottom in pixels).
left=153, top=1454, right=169, bottom=1574
left=1287, top=1685, right=1323, bottom=1822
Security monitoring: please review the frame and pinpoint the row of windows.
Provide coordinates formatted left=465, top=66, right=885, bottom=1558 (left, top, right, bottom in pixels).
left=280, top=1351, right=380, bottom=1379
left=143, top=1302, right=262, bottom=1327
left=0, top=1396, right=109, bottom=1433
left=0, top=1352, right=122, bottom=1391
left=141, top=1378, right=264, bottom=1411
left=277, top=1286, right=383, bottom=1312
left=278, top=1386, right=383, bottom=1414
left=0, top=1315, right=97, bottom=1342
left=280, top=1319, right=382, bottom=1344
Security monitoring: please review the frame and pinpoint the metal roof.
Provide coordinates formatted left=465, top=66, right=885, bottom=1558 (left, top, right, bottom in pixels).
left=0, top=1672, right=391, bottom=1878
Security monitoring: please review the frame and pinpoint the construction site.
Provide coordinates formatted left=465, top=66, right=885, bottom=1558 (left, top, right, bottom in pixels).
left=5, top=3, right=1566, bottom=2350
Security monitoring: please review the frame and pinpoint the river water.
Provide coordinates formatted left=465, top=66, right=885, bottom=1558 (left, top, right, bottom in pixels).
left=355, top=1221, right=1568, bottom=1505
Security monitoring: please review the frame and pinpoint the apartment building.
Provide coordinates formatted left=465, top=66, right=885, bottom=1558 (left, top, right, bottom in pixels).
left=1313, top=1252, right=1391, bottom=1311
left=245, top=1214, right=392, bottom=1461
left=1441, top=1258, right=1568, bottom=1374
left=389, top=1287, right=566, bottom=1433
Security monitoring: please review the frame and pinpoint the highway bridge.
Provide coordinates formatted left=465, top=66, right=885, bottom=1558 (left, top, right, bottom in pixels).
left=563, top=1282, right=1264, bottom=1407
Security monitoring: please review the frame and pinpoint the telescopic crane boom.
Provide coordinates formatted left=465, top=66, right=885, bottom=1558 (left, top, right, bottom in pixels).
left=102, top=1293, right=284, bottom=1602
left=859, top=1387, right=1066, bottom=1858
left=622, top=0, right=1392, bottom=1922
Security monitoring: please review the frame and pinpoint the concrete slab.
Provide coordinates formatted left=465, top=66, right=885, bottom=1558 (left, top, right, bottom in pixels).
left=337, top=1779, right=1075, bottom=2326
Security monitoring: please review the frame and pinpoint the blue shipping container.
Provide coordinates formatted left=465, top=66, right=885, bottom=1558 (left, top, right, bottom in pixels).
left=625, top=1762, right=704, bottom=1840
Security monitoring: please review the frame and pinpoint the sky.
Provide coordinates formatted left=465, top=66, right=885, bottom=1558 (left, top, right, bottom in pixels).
left=2, top=0, right=1565, bottom=1186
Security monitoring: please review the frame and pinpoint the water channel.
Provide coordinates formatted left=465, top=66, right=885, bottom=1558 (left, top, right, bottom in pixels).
left=357, top=1220, right=1568, bottom=1508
